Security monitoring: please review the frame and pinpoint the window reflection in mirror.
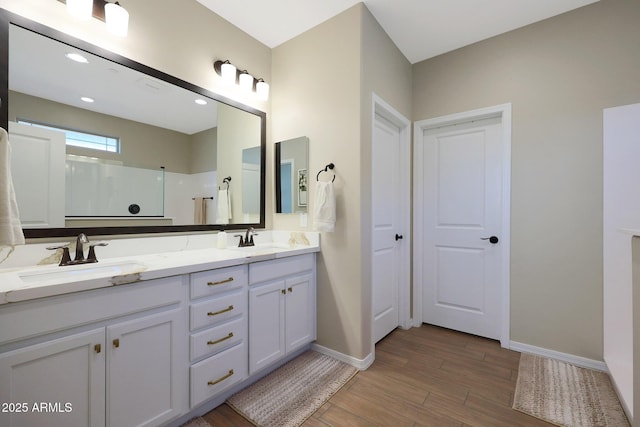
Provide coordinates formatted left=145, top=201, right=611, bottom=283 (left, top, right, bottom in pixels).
left=275, top=137, right=309, bottom=214
left=4, top=19, right=265, bottom=236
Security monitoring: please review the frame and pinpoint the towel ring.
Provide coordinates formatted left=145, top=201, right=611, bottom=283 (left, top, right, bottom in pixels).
left=316, top=163, right=335, bottom=182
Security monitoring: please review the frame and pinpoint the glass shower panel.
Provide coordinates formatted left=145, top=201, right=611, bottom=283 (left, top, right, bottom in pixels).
left=65, top=155, right=165, bottom=217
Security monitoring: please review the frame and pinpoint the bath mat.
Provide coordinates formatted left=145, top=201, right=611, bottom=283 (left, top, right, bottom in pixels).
left=227, top=350, right=358, bottom=427
left=513, top=353, right=629, bottom=426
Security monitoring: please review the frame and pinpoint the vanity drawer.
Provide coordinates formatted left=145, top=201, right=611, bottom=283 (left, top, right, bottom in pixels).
left=190, top=290, right=246, bottom=331
left=190, top=343, right=247, bottom=408
left=249, top=254, right=314, bottom=285
left=190, top=265, right=247, bottom=300
left=190, top=317, right=246, bottom=362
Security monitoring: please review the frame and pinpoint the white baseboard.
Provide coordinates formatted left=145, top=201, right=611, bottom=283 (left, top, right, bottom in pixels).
left=311, top=343, right=374, bottom=370
left=510, top=341, right=608, bottom=372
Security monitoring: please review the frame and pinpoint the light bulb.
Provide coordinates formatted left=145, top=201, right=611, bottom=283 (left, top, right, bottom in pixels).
left=67, top=0, right=93, bottom=20
left=105, top=2, right=129, bottom=37
left=256, top=80, right=269, bottom=101
left=221, top=62, right=237, bottom=85
left=239, top=71, right=254, bottom=92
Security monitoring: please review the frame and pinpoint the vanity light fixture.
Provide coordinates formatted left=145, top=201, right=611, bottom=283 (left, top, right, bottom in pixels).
left=213, top=60, right=270, bottom=101
left=61, top=0, right=129, bottom=37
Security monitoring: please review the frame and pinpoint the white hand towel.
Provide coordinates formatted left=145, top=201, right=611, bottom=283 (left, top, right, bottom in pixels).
left=216, top=189, right=231, bottom=225
left=0, top=128, right=25, bottom=246
left=313, top=181, right=336, bottom=232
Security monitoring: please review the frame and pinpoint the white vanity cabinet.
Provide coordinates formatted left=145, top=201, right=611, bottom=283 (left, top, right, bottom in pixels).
left=188, top=265, right=248, bottom=408
left=0, top=276, right=188, bottom=427
left=248, top=254, right=316, bottom=374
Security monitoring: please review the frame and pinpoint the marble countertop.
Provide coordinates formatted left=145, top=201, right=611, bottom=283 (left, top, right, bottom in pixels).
left=0, top=239, right=319, bottom=305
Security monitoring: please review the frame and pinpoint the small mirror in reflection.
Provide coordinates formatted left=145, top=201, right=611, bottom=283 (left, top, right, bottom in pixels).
left=275, top=136, right=309, bottom=214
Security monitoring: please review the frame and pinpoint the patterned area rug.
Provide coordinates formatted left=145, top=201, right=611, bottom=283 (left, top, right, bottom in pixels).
left=513, top=353, right=630, bottom=427
left=227, top=351, right=358, bottom=427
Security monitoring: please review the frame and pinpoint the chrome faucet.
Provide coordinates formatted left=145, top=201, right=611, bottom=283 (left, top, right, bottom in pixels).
left=47, top=233, right=109, bottom=266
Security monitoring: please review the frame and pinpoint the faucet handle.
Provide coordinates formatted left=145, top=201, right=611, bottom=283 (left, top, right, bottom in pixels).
left=47, top=244, right=72, bottom=266
left=87, top=242, right=108, bottom=263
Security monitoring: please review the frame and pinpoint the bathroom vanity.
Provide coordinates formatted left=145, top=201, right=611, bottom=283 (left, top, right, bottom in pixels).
left=0, top=235, right=318, bottom=427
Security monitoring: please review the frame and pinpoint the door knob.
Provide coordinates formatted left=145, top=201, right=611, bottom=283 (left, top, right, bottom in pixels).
left=481, top=236, right=499, bottom=244
left=395, top=234, right=403, bottom=241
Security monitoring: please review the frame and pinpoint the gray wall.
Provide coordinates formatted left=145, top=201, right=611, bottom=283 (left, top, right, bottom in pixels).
left=413, top=0, right=640, bottom=360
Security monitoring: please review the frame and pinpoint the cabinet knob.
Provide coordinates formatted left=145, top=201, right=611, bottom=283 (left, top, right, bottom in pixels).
left=281, top=289, right=286, bottom=295
left=288, top=287, right=293, bottom=293
left=94, top=344, right=101, bottom=354
left=113, top=338, right=120, bottom=348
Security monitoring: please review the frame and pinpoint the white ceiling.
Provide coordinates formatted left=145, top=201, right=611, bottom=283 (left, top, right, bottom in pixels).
left=196, top=0, right=599, bottom=64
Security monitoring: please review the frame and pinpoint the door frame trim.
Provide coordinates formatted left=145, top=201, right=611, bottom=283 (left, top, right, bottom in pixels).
left=413, top=103, right=512, bottom=348
left=371, top=93, right=412, bottom=340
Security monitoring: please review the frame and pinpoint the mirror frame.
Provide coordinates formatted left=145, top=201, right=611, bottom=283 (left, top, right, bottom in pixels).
left=0, top=9, right=266, bottom=238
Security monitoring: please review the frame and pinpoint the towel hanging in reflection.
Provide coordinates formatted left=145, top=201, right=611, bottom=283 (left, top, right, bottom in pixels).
left=216, top=189, right=232, bottom=225
left=313, top=180, right=336, bottom=232
left=193, top=197, right=207, bottom=225
left=0, top=128, right=25, bottom=246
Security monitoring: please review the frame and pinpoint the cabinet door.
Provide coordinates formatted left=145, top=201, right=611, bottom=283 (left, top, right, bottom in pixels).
left=285, top=273, right=316, bottom=353
left=0, top=329, right=105, bottom=427
left=249, top=280, right=286, bottom=374
left=107, top=309, right=185, bottom=427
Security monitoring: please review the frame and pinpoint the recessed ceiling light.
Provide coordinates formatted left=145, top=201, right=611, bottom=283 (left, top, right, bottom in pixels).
left=195, top=99, right=208, bottom=105
left=80, top=96, right=95, bottom=103
left=65, top=52, right=89, bottom=63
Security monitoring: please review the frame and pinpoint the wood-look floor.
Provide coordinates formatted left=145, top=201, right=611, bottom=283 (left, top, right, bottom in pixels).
left=202, top=324, right=555, bottom=426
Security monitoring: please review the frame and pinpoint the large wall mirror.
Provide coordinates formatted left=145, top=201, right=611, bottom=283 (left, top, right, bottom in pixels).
left=0, top=10, right=266, bottom=238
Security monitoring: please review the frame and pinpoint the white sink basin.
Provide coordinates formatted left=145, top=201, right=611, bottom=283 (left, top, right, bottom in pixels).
left=18, top=261, right=146, bottom=283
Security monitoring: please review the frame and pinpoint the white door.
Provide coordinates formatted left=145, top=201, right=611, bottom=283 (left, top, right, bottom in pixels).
left=418, top=114, right=506, bottom=341
left=372, top=95, right=410, bottom=344
left=8, top=122, right=65, bottom=228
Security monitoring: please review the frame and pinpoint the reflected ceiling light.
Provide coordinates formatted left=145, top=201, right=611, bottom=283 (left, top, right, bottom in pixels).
left=62, top=0, right=129, bottom=37
left=65, top=52, right=89, bottom=63
left=80, top=96, right=95, bottom=103
left=66, top=0, right=93, bottom=20
left=194, top=99, right=208, bottom=105
left=104, top=2, right=129, bottom=37
left=213, top=60, right=269, bottom=101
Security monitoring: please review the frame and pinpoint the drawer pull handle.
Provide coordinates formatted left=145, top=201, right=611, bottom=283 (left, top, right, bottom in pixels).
left=207, top=332, right=234, bottom=346
left=113, top=339, right=120, bottom=348
left=207, top=277, right=234, bottom=286
left=94, top=344, right=101, bottom=354
left=208, top=369, right=234, bottom=386
left=207, top=305, right=234, bottom=317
